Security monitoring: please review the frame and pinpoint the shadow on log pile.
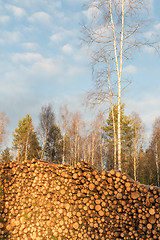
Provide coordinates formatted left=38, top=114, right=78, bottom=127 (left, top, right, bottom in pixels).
left=0, top=159, right=160, bottom=240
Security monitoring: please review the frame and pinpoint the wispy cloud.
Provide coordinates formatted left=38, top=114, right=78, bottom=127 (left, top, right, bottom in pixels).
left=22, top=42, right=39, bottom=51
left=126, top=91, right=160, bottom=137
left=11, top=52, right=43, bottom=63
left=11, top=52, right=62, bottom=81
left=50, top=29, right=74, bottom=44
left=0, top=15, right=10, bottom=24
left=83, top=2, right=99, bottom=20
left=62, top=44, right=73, bottom=54
left=0, top=31, right=21, bottom=45
left=123, top=65, right=138, bottom=75
left=29, top=11, right=52, bottom=25
left=5, top=4, right=26, bottom=18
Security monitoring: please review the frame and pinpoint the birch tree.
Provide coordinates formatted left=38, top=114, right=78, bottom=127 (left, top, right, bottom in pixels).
left=151, top=117, right=160, bottom=186
left=68, top=112, right=83, bottom=166
left=38, top=104, right=55, bottom=160
left=90, top=111, right=104, bottom=169
left=0, top=112, right=9, bottom=150
left=103, top=104, right=134, bottom=172
left=83, top=0, right=157, bottom=171
left=59, top=105, right=70, bottom=164
left=132, top=112, right=144, bottom=181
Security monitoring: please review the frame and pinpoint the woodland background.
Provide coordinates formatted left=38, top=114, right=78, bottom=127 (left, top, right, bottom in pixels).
left=0, top=103, right=160, bottom=187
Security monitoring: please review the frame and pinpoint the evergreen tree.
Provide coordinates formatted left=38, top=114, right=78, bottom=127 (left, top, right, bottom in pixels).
left=103, top=104, right=134, bottom=174
left=45, top=124, right=63, bottom=164
left=1, top=147, right=13, bottom=162
left=12, top=114, right=41, bottom=161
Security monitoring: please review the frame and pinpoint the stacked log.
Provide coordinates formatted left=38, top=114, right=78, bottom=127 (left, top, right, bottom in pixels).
left=0, top=159, right=160, bottom=240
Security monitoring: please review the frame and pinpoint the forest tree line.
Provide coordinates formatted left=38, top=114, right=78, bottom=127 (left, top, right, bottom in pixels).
left=0, top=103, right=160, bottom=187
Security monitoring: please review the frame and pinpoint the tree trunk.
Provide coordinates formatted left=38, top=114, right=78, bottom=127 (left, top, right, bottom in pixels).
left=91, top=132, right=95, bottom=166
left=41, top=126, right=48, bottom=161
left=110, top=0, right=124, bottom=171
left=62, top=134, right=65, bottom=164
left=24, top=135, right=29, bottom=161
left=107, top=61, right=117, bottom=170
left=133, top=126, right=138, bottom=181
left=155, top=138, right=160, bottom=186
left=99, top=125, right=103, bottom=170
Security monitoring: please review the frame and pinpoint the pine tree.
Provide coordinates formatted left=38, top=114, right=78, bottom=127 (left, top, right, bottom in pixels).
left=12, top=114, right=41, bottom=161
left=1, top=147, right=13, bottom=162
left=103, top=104, right=134, bottom=174
left=45, top=124, right=63, bottom=164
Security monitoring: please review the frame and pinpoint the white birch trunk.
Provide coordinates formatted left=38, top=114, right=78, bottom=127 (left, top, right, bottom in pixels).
left=133, top=124, right=138, bottom=181
left=99, top=125, right=103, bottom=170
left=110, top=0, right=124, bottom=171
left=91, top=132, right=95, bottom=166
left=155, top=138, right=160, bottom=186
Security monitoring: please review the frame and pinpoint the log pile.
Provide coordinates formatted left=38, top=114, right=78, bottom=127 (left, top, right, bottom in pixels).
left=0, top=159, right=160, bottom=240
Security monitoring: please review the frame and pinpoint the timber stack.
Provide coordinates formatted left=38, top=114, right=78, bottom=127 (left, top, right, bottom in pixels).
left=0, top=159, right=160, bottom=240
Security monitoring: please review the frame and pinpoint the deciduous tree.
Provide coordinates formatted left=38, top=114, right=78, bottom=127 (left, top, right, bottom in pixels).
left=59, top=105, right=70, bottom=164
left=83, top=0, right=158, bottom=171
left=38, top=104, right=55, bottom=160
left=132, top=112, right=144, bottom=181
left=150, top=117, right=160, bottom=186
left=0, top=112, right=9, bottom=150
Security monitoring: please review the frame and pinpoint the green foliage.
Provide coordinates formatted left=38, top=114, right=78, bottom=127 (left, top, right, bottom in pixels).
left=45, top=124, right=63, bottom=163
left=12, top=114, right=41, bottom=161
left=1, top=147, right=13, bottom=162
left=103, top=104, right=134, bottom=173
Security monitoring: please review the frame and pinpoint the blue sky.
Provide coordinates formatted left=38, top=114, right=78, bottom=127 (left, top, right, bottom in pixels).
left=0, top=0, right=160, bottom=148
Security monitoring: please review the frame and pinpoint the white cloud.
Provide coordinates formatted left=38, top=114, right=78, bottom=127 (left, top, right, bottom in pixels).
left=29, top=11, right=52, bottom=25
left=146, top=0, right=154, bottom=11
left=83, top=3, right=99, bottom=20
left=0, top=39, right=5, bottom=44
left=50, top=32, right=62, bottom=43
left=11, top=52, right=62, bottom=80
left=143, top=45, right=156, bottom=54
left=66, top=0, right=88, bottom=5
left=126, top=92, right=160, bottom=138
left=5, top=4, right=26, bottom=18
left=0, top=15, right=10, bottom=24
left=67, top=65, right=86, bottom=77
left=62, top=44, right=73, bottom=54
left=30, top=58, right=61, bottom=79
left=74, top=45, right=90, bottom=62
left=11, top=52, right=43, bottom=63
left=155, top=23, right=160, bottom=30
left=0, top=31, right=21, bottom=45
left=144, top=30, right=157, bottom=41
left=22, top=42, right=39, bottom=51
left=10, top=0, right=62, bottom=10
left=123, top=65, right=137, bottom=74
left=0, top=71, right=28, bottom=97
left=50, top=29, right=74, bottom=44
